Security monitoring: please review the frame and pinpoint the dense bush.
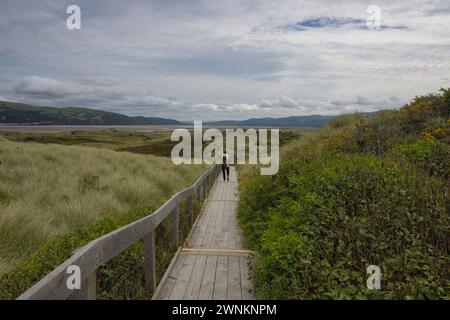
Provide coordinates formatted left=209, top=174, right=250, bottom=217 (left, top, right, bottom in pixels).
left=240, top=152, right=449, bottom=299
left=239, top=88, right=450, bottom=299
left=394, top=139, right=450, bottom=180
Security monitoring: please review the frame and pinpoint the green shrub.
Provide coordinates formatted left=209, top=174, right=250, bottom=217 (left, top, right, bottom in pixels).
left=323, top=89, right=450, bottom=156
left=238, top=88, right=450, bottom=300
left=239, top=151, right=449, bottom=299
left=394, top=138, right=450, bottom=180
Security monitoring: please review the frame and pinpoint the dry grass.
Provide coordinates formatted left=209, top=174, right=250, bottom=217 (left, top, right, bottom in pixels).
left=0, top=139, right=206, bottom=275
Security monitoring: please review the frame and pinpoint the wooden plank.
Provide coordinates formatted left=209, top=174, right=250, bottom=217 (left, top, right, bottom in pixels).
left=223, top=201, right=233, bottom=248
left=239, top=256, right=255, bottom=300
left=195, top=201, right=217, bottom=248
left=181, top=248, right=254, bottom=256
left=227, top=202, right=237, bottom=249
left=187, top=195, right=194, bottom=225
left=227, top=256, right=242, bottom=300
left=213, top=256, right=228, bottom=300
left=143, top=231, right=156, bottom=291
left=198, top=255, right=218, bottom=300
left=235, top=199, right=244, bottom=249
left=197, top=199, right=218, bottom=249
left=209, top=199, right=225, bottom=249
left=72, top=270, right=96, bottom=300
left=152, top=248, right=185, bottom=300
left=219, top=200, right=231, bottom=249
left=170, top=207, right=179, bottom=248
left=169, top=254, right=197, bottom=299
left=183, top=255, right=207, bottom=300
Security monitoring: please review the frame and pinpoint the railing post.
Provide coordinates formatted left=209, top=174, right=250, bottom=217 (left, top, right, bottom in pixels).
left=170, top=206, right=179, bottom=248
left=187, top=195, right=194, bottom=225
left=202, top=181, right=207, bottom=200
left=202, top=177, right=208, bottom=201
left=209, top=173, right=213, bottom=190
left=143, top=231, right=156, bottom=291
left=73, top=270, right=96, bottom=300
left=195, top=187, right=201, bottom=204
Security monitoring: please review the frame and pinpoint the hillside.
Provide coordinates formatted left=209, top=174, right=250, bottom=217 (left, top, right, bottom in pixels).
left=0, top=101, right=180, bottom=125
left=204, top=112, right=379, bottom=127
left=238, top=88, right=450, bottom=299
left=205, top=115, right=335, bottom=127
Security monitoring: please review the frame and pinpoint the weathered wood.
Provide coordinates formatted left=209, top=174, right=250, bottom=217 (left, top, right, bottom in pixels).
left=170, top=206, right=179, bottom=248
left=181, top=248, right=254, bottom=256
left=187, top=195, right=194, bottom=225
left=18, top=164, right=219, bottom=300
left=213, top=256, right=228, bottom=300
left=151, top=247, right=184, bottom=300
left=196, top=187, right=202, bottom=205
left=210, top=200, right=226, bottom=249
left=143, top=231, right=156, bottom=291
left=184, top=255, right=207, bottom=300
left=227, top=256, right=242, bottom=299
left=72, top=270, right=96, bottom=300
left=240, top=256, right=255, bottom=300
left=198, top=255, right=218, bottom=299
left=169, top=254, right=196, bottom=299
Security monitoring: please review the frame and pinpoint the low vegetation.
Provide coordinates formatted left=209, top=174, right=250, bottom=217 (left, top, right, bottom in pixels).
left=238, top=88, right=450, bottom=299
left=0, top=138, right=207, bottom=298
left=0, top=130, right=176, bottom=157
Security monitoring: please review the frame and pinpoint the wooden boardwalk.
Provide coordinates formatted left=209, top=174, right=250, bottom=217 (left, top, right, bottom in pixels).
left=152, top=167, right=255, bottom=300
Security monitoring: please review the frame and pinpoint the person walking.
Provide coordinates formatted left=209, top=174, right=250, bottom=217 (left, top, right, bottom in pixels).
left=222, top=153, right=230, bottom=181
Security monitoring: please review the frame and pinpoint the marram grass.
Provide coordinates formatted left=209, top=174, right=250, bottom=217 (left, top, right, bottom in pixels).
left=0, top=140, right=206, bottom=276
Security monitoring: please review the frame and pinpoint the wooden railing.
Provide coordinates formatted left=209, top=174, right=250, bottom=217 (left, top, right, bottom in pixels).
left=17, top=164, right=221, bottom=300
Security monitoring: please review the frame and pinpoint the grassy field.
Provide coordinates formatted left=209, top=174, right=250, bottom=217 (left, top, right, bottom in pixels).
left=0, top=128, right=307, bottom=157
left=238, top=88, right=450, bottom=299
left=0, top=130, right=176, bottom=157
left=0, top=135, right=208, bottom=295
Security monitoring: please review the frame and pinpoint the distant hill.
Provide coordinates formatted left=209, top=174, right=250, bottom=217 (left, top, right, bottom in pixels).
left=0, top=100, right=379, bottom=127
left=0, top=101, right=180, bottom=125
left=204, top=115, right=336, bottom=127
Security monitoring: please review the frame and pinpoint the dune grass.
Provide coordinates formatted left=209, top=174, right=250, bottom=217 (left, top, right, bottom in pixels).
left=0, top=139, right=206, bottom=276
left=0, top=130, right=176, bottom=157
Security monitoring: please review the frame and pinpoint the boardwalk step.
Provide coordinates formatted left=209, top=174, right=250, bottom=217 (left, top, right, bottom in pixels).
left=181, top=248, right=254, bottom=257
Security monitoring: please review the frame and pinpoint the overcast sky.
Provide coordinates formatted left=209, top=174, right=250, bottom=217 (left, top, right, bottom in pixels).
left=0, top=0, right=449, bottom=121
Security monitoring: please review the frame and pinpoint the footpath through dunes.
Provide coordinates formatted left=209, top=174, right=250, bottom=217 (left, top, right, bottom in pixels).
left=153, top=167, right=255, bottom=300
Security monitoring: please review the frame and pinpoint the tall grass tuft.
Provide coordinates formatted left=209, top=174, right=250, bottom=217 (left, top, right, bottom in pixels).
left=0, top=140, right=206, bottom=276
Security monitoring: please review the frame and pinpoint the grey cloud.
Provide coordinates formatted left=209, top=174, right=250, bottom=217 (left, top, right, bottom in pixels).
left=155, top=49, right=284, bottom=77
left=0, top=0, right=448, bottom=120
left=13, top=76, right=83, bottom=99
left=331, top=95, right=404, bottom=109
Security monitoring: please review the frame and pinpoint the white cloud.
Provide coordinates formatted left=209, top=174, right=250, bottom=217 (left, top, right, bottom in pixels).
left=13, top=76, right=83, bottom=98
